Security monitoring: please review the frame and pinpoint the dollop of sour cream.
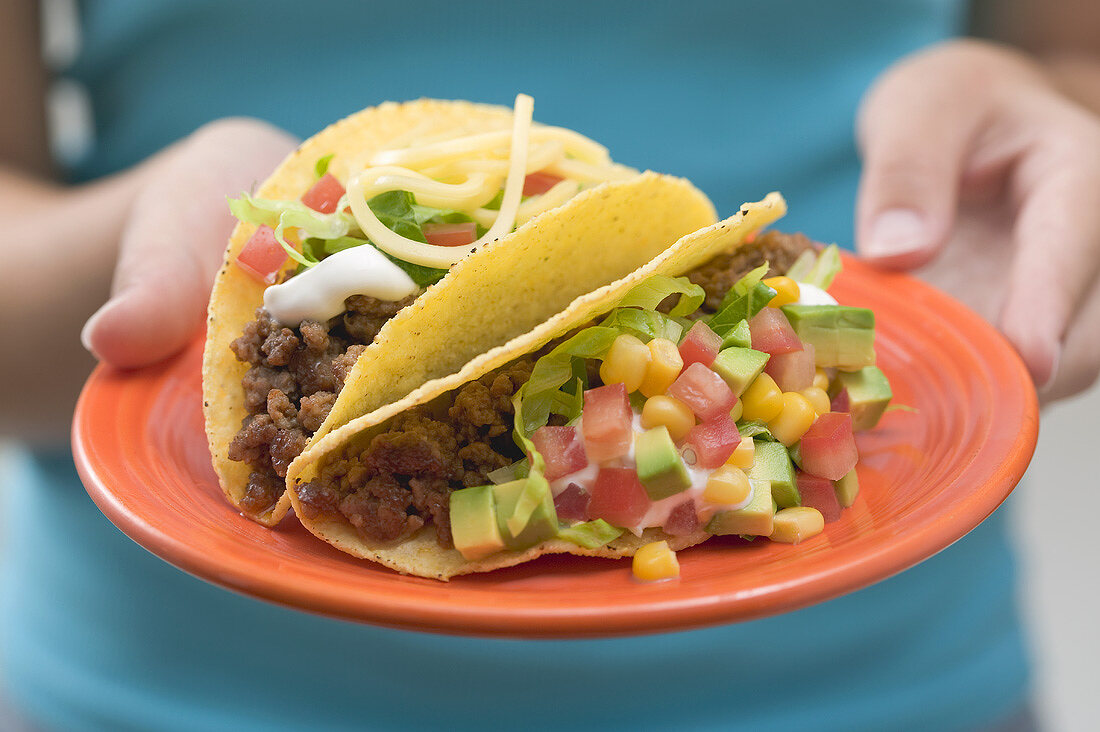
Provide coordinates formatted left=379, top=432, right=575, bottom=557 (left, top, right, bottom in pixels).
left=794, top=282, right=838, bottom=306
left=263, top=245, right=419, bottom=326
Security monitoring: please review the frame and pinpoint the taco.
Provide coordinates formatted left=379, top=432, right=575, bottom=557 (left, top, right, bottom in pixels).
left=286, top=193, right=891, bottom=580
left=203, top=95, right=717, bottom=526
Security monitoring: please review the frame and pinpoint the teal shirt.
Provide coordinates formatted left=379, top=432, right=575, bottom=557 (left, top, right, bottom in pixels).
left=2, top=2, right=1030, bottom=730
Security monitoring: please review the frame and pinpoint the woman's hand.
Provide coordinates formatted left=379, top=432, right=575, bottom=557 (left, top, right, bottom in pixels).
left=81, top=118, right=298, bottom=368
left=857, top=39, right=1100, bottom=402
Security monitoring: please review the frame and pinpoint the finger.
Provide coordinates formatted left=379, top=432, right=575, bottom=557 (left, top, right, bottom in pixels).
left=1041, top=268, right=1100, bottom=403
left=997, top=104, right=1100, bottom=387
left=82, top=119, right=298, bottom=368
left=855, top=45, right=998, bottom=268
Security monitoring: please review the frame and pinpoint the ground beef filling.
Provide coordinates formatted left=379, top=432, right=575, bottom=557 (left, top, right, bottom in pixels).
left=296, top=230, right=817, bottom=546
left=687, top=230, right=814, bottom=313
left=227, top=293, right=417, bottom=517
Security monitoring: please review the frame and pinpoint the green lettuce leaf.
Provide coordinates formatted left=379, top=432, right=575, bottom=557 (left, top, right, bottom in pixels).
left=613, top=275, right=706, bottom=318
left=737, top=420, right=778, bottom=442
left=314, top=153, right=334, bottom=179
left=708, top=281, right=776, bottom=337
left=229, top=193, right=355, bottom=267
left=787, top=244, right=842, bottom=289
left=557, top=519, right=624, bottom=549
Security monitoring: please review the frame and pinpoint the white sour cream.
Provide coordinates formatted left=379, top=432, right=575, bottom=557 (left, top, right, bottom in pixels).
left=794, top=282, right=838, bottom=306
left=263, top=245, right=419, bottom=326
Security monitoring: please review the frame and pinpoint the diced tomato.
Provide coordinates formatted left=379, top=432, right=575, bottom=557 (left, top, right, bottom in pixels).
left=301, top=173, right=346, bottom=214
left=667, top=363, right=737, bottom=422
left=586, top=467, right=651, bottom=527
left=522, top=170, right=564, bottom=196
left=799, top=412, right=858, bottom=480
left=531, top=425, right=588, bottom=481
left=683, top=413, right=741, bottom=469
left=235, top=225, right=288, bottom=284
left=554, top=483, right=590, bottom=523
left=765, top=342, right=816, bottom=392
left=664, top=500, right=699, bottom=536
left=582, top=383, right=634, bottom=462
left=423, top=222, right=477, bottom=247
left=678, top=320, right=721, bottom=369
left=831, top=388, right=850, bottom=413
left=748, top=308, right=802, bottom=355
left=796, top=471, right=842, bottom=523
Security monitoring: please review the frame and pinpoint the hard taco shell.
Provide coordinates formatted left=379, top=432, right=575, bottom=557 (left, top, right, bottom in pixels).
left=287, top=193, right=787, bottom=579
left=203, top=99, right=716, bottom=526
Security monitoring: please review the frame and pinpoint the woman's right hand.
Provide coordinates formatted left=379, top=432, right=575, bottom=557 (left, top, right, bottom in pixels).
left=81, top=118, right=298, bottom=368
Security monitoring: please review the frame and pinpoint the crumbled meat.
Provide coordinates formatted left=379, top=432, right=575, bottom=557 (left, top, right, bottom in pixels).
left=686, top=230, right=815, bottom=313
left=301, top=359, right=534, bottom=547
left=300, top=231, right=817, bottom=543
left=344, top=293, right=418, bottom=343
left=299, top=391, right=337, bottom=433
left=227, top=294, right=417, bottom=518
left=240, top=470, right=280, bottom=517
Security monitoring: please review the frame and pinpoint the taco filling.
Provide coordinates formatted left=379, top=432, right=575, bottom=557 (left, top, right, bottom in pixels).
left=292, top=230, right=877, bottom=551
left=221, top=95, right=638, bottom=516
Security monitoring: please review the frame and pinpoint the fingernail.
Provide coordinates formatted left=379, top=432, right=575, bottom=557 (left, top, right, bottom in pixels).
left=1040, top=343, right=1062, bottom=392
left=865, top=209, right=928, bottom=258
left=81, top=301, right=113, bottom=359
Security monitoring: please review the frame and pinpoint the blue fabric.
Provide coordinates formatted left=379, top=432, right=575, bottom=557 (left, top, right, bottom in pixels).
left=2, top=0, right=1033, bottom=729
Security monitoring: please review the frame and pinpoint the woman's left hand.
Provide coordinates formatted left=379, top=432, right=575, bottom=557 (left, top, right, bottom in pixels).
left=857, top=39, right=1100, bottom=402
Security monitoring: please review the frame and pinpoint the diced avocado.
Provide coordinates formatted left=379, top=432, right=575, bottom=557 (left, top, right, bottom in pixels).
left=834, top=469, right=859, bottom=508
left=720, top=320, right=752, bottom=350
left=635, top=426, right=692, bottom=500
left=705, top=478, right=774, bottom=536
left=749, top=440, right=800, bottom=508
left=788, top=441, right=803, bottom=470
left=835, top=366, right=892, bottom=431
left=492, top=479, right=558, bottom=551
left=781, top=305, right=876, bottom=370
left=450, top=485, right=506, bottom=560
left=711, top=347, right=770, bottom=396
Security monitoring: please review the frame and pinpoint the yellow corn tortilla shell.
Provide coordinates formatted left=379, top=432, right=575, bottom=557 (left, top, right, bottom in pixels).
left=287, top=193, right=787, bottom=579
left=203, top=98, right=717, bottom=527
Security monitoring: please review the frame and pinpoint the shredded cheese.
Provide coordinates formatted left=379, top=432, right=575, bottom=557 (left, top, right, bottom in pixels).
left=347, top=93, right=535, bottom=268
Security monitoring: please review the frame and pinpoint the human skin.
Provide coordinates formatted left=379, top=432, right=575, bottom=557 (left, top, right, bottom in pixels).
left=1, top=1, right=1099, bottom=443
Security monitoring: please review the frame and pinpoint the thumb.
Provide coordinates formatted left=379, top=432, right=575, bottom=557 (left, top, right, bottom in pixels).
left=82, top=118, right=298, bottom=368
left=855, top=46, right=992, bottom=268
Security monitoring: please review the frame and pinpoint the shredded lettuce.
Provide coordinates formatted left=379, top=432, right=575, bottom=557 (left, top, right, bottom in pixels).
left=229, top=193, right=355, bottom=267
left=612, top=275, right=706, bottom=318
left=557, top=519, right=623, bottom=549
left=487, top=459, right=530, bottom=485
left=737, top=420, right=777, bottom=442
left=598, top=307, right=683, bottom=343
left=787, top=244, right=842, bottom=289
left=314, top=153, right=334, bottom=179
left=708, top=282, right=775, bottom=338
left=233, top=189, right=460, bottom=286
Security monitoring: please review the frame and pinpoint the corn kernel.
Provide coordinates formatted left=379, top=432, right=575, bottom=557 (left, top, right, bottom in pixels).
left=639, top=338, right=684, bottom=397
left=801, top=386, right=831, bottom=415
left=813, top=368, right=830, bottom=392
left=729, top=399, right=743, bottom=422
left=600, top=334, right=651, bottom=393
left=633, top=540, right=680, bottom=581
left=770, top=507, right=825, bottom=544
left=763, top=276, right=800, bottom=308
left=768, top=392, right=817, bottom=446
left=704, top=465, right=752, bottom=505
left=726, top=436, right=755, bottom=469
left=741, top=373, right=783, bottom=422
left=641, top=395, right=695, bottom=441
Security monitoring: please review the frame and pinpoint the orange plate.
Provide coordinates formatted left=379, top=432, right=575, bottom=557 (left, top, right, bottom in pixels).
left=73, top=256, right=1039, bottom=639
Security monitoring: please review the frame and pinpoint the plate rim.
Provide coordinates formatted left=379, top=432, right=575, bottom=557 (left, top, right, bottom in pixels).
left=72, top=257, right=1040, bottom=638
